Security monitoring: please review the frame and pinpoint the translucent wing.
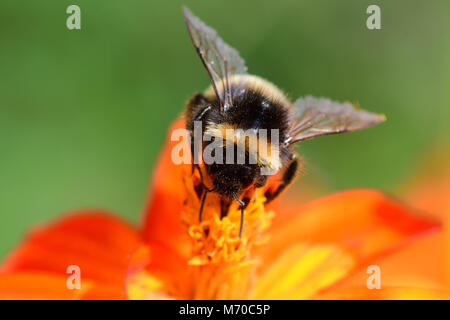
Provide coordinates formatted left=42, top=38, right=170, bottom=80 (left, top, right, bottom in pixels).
left=182, top=6, right=247, bottom=112
left=285, top=96, right=385, bottom=145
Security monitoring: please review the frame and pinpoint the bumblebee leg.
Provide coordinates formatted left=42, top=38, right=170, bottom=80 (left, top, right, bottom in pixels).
left=188, top=104, right=211, bottom=173
left=190, top=132, right=200, bottom=173
left=264, top=156, right=299, bottom=204
left=194, top=162, right=216, bottom=223
left=199, top=189, right=208, bottom=222
left=239, top=206, right=244, bottom=237
left=191, top=143, right=195, bottom=174
left=233, top=193, right=245, bottom=237
left=198, top=182, right=217, bottom=222
left=190, top=110, right=213, bottom=193
left=195, top=164, right=215, bottom=191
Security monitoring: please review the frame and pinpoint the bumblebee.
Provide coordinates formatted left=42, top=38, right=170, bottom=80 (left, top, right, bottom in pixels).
left=182, top=7, right=385, bottom=235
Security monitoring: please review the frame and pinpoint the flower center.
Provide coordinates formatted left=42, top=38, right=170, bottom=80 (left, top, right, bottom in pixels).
left=181, top=168, right=274, bottom=299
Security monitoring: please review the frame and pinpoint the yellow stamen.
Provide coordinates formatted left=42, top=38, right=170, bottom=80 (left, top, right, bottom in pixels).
left=181, top=168, right=273, bottom=299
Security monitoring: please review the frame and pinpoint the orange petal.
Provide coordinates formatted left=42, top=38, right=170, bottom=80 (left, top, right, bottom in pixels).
left=1, top=212, right=141, bottom=299
left=401, top=142, right=450, bottom=220
left=314, top=286, right=450, bottom=300
left=0, top=272, right=81, bottom=299
left=321, top=228, right=448, bottom=296
left=260, top=189, right=438, bottom=264
left=142, top=118, right=193, bottom=260
left=0, top=272, right=126, bottom=300
left=125, top=243, right=190, bottom=299
left=251, top=243, right=355, bottom=299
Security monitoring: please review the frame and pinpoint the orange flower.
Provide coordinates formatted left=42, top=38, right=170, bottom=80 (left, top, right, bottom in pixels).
left=0, top=120, right=449, bottom=299
left=400, top=143, right=450, bottom=221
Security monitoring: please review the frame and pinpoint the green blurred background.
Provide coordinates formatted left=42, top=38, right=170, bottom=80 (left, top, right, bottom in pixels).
left=1, top=0, right=449, bottom=258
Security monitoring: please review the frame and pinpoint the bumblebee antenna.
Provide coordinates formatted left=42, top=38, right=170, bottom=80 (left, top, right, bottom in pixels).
left=233, top=193, right=245, bottom=237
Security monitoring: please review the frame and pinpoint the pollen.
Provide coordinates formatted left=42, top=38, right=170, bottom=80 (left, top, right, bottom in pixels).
left=180, top=167, right=274, bottom=299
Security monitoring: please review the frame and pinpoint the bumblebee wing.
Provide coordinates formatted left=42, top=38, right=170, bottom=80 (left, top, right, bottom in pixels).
left=182, top=6, right=247, bottom=112
left=285, top=96, right=385, bottom=145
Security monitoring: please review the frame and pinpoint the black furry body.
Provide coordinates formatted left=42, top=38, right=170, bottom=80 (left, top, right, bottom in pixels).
left=185, top=78, right=298, bottom=206
left=181, top=7, right=384, bottom=236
